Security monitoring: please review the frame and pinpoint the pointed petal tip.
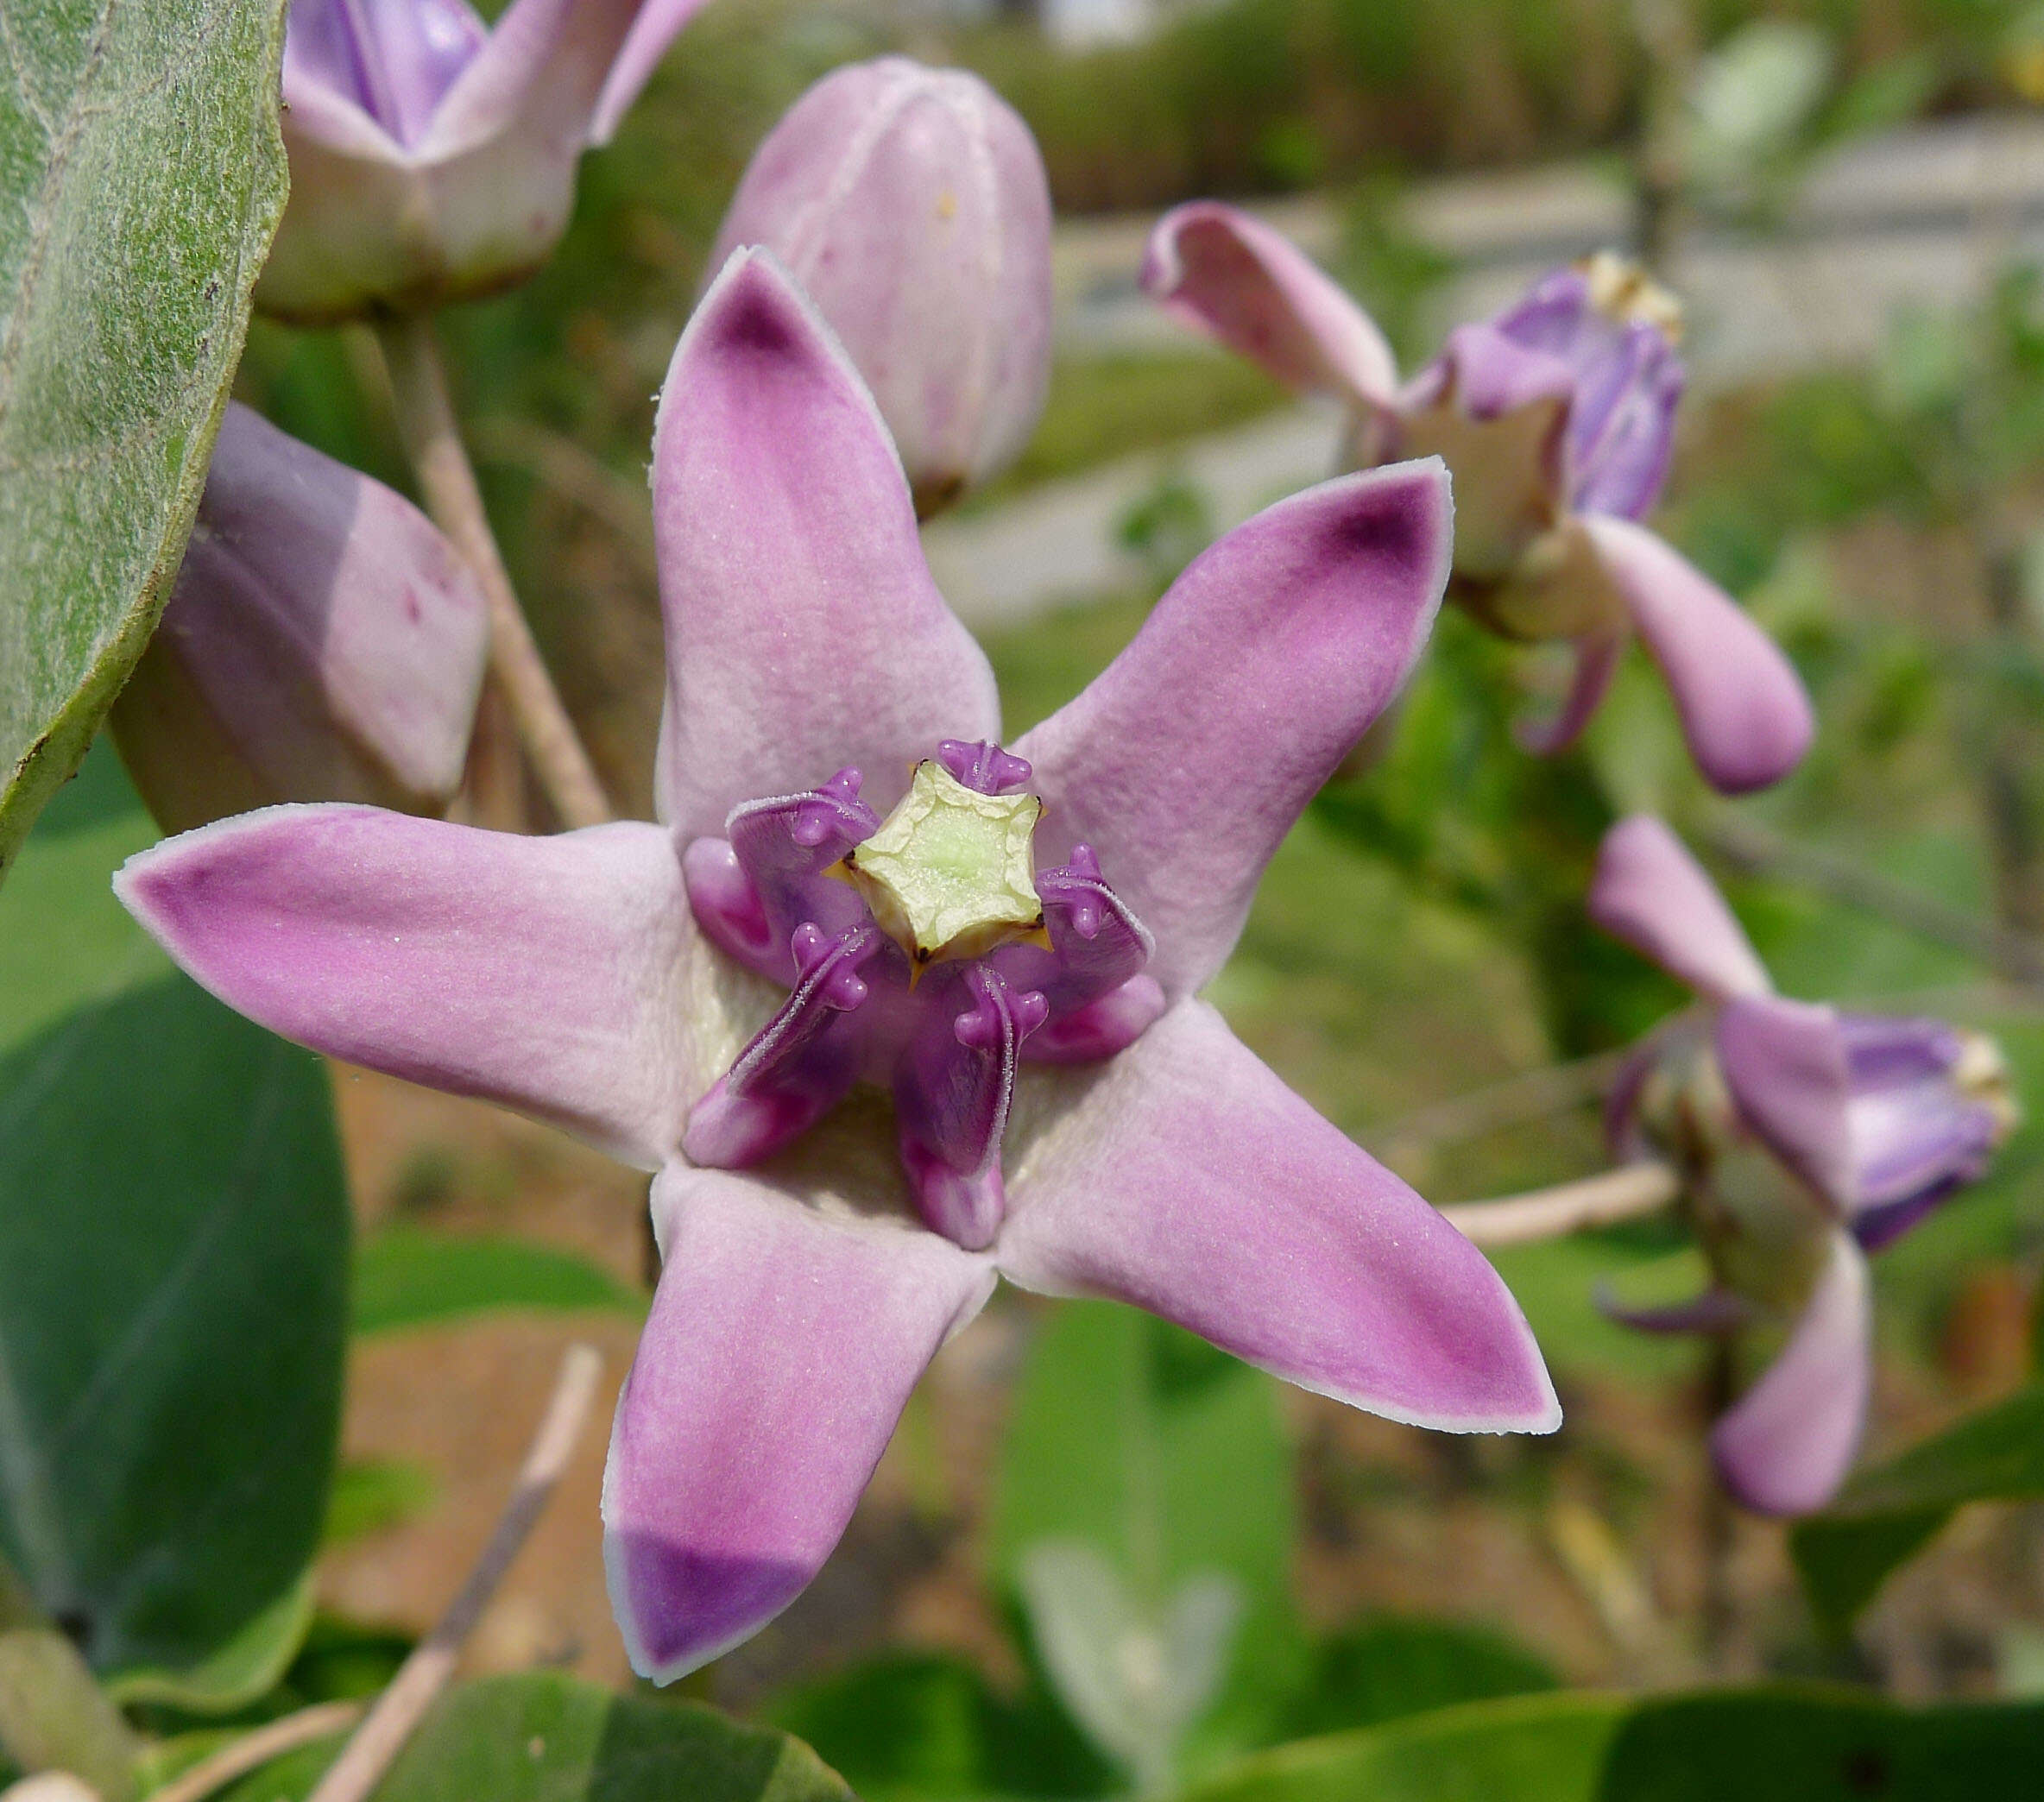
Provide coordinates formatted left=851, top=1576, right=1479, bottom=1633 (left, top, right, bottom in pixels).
left=603, top=1528, right=811, bottom=1685
left=1589, top=813, right=1773, bottom=1001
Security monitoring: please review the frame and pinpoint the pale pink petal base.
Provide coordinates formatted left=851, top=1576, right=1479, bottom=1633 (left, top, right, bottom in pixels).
left=604, top=1168, right=995, bottom=1681
left=998, top=1000, right=1561, bottom=1433
left=1712, top=1232, right=1872, bottom=1515
left=116, top=807, right=693, bottom=1169
left=1716, top=995, right=1855, bottom=1210
left=1589, top=815, right=1773, bottom=1002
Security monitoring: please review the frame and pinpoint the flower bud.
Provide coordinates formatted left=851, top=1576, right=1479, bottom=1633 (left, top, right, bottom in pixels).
left=709, top=57, right=1054, bottom=519
left=263, top=0, right=714, bottom=322
left=111, top=405, right=489, bottom=832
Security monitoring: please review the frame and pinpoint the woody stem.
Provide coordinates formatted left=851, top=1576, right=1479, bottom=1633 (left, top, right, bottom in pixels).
left=375, top=312, right=615, bottom=832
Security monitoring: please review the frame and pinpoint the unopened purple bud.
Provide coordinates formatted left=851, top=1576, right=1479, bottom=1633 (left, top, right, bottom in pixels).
left=110, top=406, right=489, bottom=834
left=710, top=58, right=1054, bottom=519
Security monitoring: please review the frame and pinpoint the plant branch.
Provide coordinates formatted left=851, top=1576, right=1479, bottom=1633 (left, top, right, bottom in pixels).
left=302, top=1345, right=603, bottom=1802
left=1442, top=1161, right=1681, bottom=1246
left=144, top=1702, right=364, bottom=1802
left=1700, top=812, right=2044, bottom=986
left=373, top=315, right=613, bottom=832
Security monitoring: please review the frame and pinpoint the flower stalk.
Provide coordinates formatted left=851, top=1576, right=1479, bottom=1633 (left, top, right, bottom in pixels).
left=374, top=313, right=613, bottom=831
left=1442, top=1161, right=1681, bottom=1246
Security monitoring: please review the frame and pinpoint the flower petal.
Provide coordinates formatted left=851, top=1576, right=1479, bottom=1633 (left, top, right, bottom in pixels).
left=1579, top=515, right=1814, bottom=795
left=1589, top=815, right=1773, bottom=1001
left=1716, top=995, right=1855, bottom=1211
left=420, top=0, right=631, bottom=159
left=998, top=1000, right=1561, bottom=1433
left=1597, top=1285, right=1755, bottom=1334
left=651, top=249, right=1000, bottom=841
left=1712, top=1232, right=1871, bottom=1515
left=116, top=807, right=692, bottom=1169
left=1014, top=460, right=1449, bottom=1001
left=590, top=0, right=720, bottom=145
left=1513, top=630, right=1624, bottom=757
left=1142, top=202, right=1398, bottom=407
left=603, top=1168, right=995, bottom=1681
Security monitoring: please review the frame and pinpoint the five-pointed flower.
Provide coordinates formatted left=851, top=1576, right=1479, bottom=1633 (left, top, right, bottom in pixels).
left=264, top=0, right=717, bottom=321
left=1589, top=815, right=2016, bottom=1514
left=1142, top=210, right=1814, bottom=795
left=117, top=250, right=1559, bottom=1680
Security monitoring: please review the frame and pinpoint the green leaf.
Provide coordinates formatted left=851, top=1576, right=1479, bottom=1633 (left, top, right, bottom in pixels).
left=0, top=738, right=163, bottom=1055
left=759, top=1649, right=1112, bottom=1802
left=990, top=1301, right=1306, bottom=1783
left=323, top=1459, right=439, bottom=1548
left=0, top=0, right=289, bottom=880
left=1280, top=1614, right=1558, bottom=1739
left=215, top=1672, right=855, bottom=1802
left=0, top=976, right=349, bottom=1689
left=353, top=1226, right=646, bottom=1336
left=105, top=1570, right=316, bottom=1716
left=1790, top=1383, right=2044, bottom=1630
left=1178, top=1685, right=2044, bottom=1802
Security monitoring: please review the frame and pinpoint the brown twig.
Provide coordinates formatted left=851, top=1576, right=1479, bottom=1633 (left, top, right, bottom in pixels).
left=1701, top=812, right=2044, bottom=986
left=301, top=1345, right=603, bottom=1802
left=374, top=316, right=614, bottom=832
left=144, top=1702, right=364, bottom=1802
left=1442, top=1161, right=1681, bottom=1246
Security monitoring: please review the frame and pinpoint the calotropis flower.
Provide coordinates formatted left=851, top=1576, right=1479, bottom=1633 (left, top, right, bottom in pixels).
left=118, top=251, right=1560, bottom=1680
left=263, top=0, right=716, bottom=321
left=710, top=56, right=1054, bottom=519
left=111, top=404, right=489, bottom=834
left=1589, top=816, right=2016, bottom=1515
left=1142, top=211, right=1814, bottom=795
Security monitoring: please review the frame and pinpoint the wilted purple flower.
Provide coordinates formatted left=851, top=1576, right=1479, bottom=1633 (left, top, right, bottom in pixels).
left=111, top=404, right=489, bottom=834
left=263, top=0, right=716, bottom=320
left=1590, top=815, right=2015, bottom=1514
left=1143, top=212, right=1814, bottom=796
left=117, top=253, right=1559, bottom=1679
left=709, top=57, right=1054, bottom=519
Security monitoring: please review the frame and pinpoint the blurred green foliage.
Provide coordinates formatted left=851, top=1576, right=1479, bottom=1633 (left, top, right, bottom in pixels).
left=953, top=0, right=2030, bottom=211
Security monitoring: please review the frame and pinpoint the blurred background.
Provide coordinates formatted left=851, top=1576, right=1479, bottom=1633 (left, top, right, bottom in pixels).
left=34, top=0, right=2044, bottom=1786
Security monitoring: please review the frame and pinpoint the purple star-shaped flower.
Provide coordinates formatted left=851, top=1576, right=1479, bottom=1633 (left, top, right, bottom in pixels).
left=267, top=0, right=716, bottom=319
left=1142, top=210, right=1814, bottom=796
left=117, top=251, right=1558, bottom=1679
left=1590, top=816, right=2016, bottom=1515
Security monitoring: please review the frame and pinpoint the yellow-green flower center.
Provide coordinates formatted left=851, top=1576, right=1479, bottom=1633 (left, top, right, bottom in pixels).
left=845, top=760, right=1044, bottom=964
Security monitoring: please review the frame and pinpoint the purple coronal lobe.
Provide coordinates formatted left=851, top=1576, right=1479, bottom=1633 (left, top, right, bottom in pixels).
left=1488, top=265, right=1685, bottom=521
left=1839, top=1012, right=2003, bottom=1249
left=938, top=738, right=1033, bottom=796
left=679, top=746, right=1154, bottom=1248
left=287, top=0, right=486, bottom=148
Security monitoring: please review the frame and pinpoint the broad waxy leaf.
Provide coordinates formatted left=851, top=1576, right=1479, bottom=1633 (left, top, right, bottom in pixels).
left=215, top=1672, right=856, bottom=1802
left=991, top=1301, right=1306, bottom=1782
left=353, top=1227, right=646, bottom=1337
left=1179, top=1686, right=2044, bottom=1802
left=0, top=976, right=348, bottom=1688
left=0, top=0, right=289, bottom=881
left=1790, top=1383, right=2044, bottom=1630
